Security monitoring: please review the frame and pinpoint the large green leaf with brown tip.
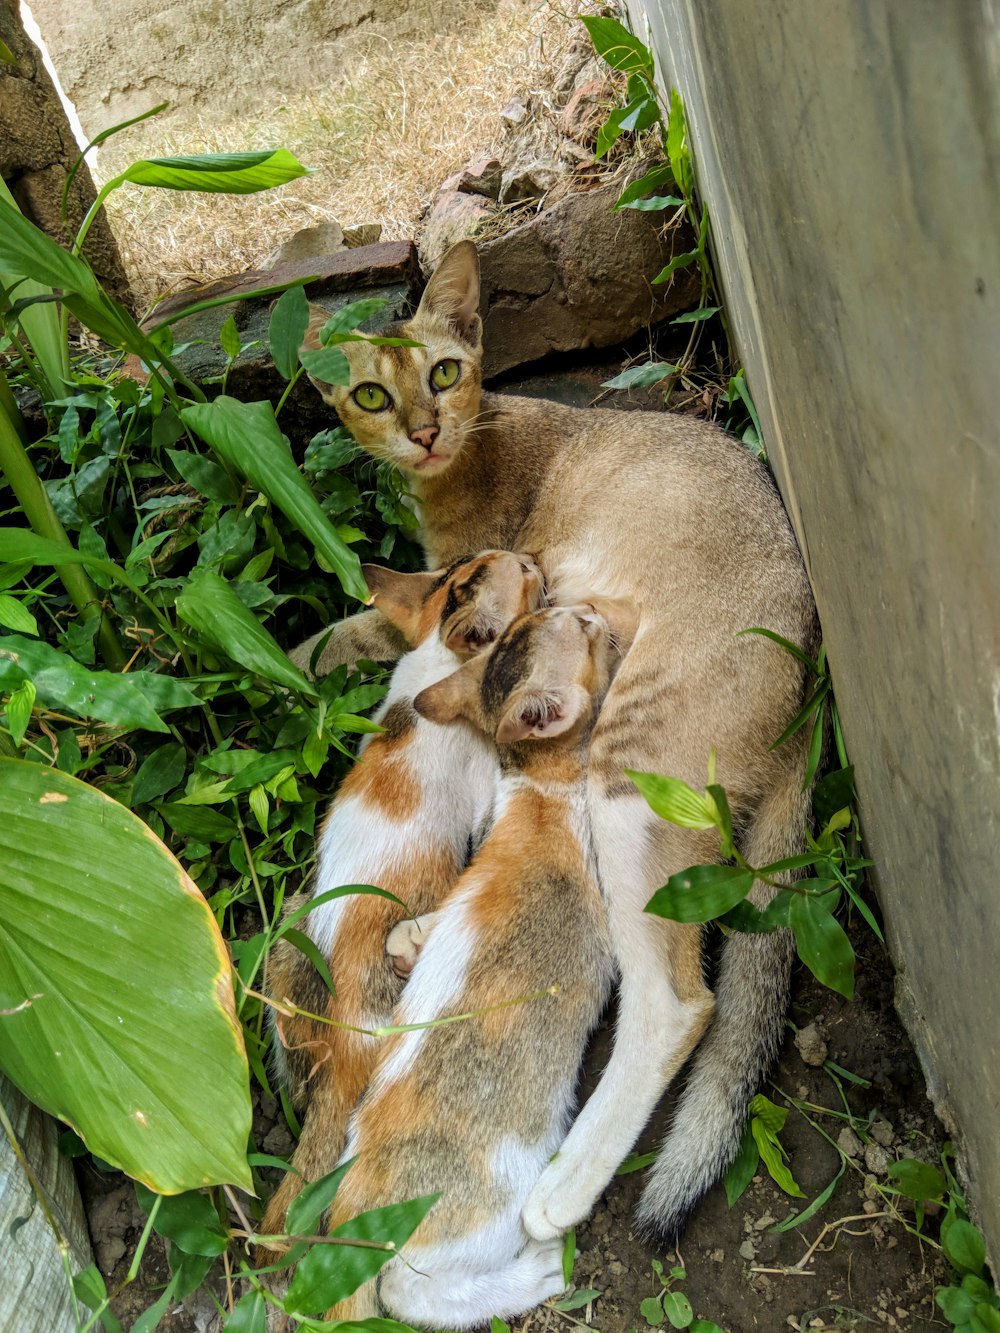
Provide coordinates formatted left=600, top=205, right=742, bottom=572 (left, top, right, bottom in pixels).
left=0, top=759, right=252, bottom=1193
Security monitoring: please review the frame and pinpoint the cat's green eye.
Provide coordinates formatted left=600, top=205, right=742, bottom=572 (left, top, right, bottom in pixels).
left=353, top=383, right=389, bottom=412
left=430, top=359, right=461, bottom=391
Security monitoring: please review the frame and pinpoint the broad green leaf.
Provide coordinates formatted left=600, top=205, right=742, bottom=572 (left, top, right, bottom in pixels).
left=284, top=1192, right=439, bottom=1315
left=720, top=891, right=793, bottom=933
left=622, top=194, right=687, bottom=212
left=627, top=770, right=718, bottom=829
left=646, top=865, right=754, bottom=924
left=167, top=448, right=241, bottom=505
left=602, top=362, right=680, bottom=391
left=936, top=1285, right=976, bottom=1324
left=131, top=743, right=187, bottom=805
left=71, top=1264, right=122, bottom=1333
left=596, top=104, right=632, bottom=160
left=974, top=1301, right=1000, bottom=1332
left=885, top=1158, right=946, bottom=1202
left=750, top=1094, right=787, bottom=1132
left=789, top=891, right=856, bottom=999
left=751, top=1115, right=804, bottom=1199
left=0, top=526, right=133, bottom=590
left=615, top=165, right=679, bottom=209
left=0, top=759, right=252, bottom=1191
left=662, top=1290, right=694, bottom=1329
left=134, top=1183, right=230, bottom=1255
left=159, top=801, right=238, bottom=843
left=223, top=1289, right=267, bottom=1333
left=269, top=283, right=311, bottom=381
left=116, top=149, right=310, bottom=194
left=322, top=298, right=392, bottom=336
left=177, top=567, right=316, bottom=695
left=723, top=1119, right=758, bottom=1206
left=690, top=1323, right=727, bottom=1333
left=942, top=1215, right=986, bottom=1275
left=181, top=397, right=367, bottom=602
left=286, top=1158, right=356, bottom=1236
left=582, top=16, right=655, bottom=79
left=0, top=634, right=200, bottom=733
left=299, top=345, right=351, bottom=385
left=492, top=1319, right=512, bottom=1333
left=0, top=593, right=38, bottom=635
left=672, top=306, right=720, bottom=324
left=618, top=95, right=660, bottom=135
left=3, top=678, right=35, bottom=746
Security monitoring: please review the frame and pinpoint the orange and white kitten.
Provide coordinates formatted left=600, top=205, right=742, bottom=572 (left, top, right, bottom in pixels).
left=261, top=551, right=543, bottom=1248
left=320, top=605, right=628, bottom=1328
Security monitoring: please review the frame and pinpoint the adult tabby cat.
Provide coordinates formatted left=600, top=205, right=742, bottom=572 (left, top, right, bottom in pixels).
left=293, top=241, right=818, bottom=1242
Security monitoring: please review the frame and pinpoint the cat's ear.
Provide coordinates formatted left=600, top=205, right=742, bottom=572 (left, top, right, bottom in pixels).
left=495, top=685, right=589, bottom=744
left=413, top=654, right=489, bottom=727
left=300, top=304, right=338, bottom=403
left=362, top=565, right=439, bottom=645
left=417, top=242, right=482, bottom=349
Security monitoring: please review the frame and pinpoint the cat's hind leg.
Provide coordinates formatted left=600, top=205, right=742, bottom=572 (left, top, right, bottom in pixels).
left=379, top=1238, right=566, bottom=1330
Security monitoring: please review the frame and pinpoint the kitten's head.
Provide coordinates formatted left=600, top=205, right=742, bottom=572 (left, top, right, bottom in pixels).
left=361, top=550, right=544, bottom=654
left=413, top=601, right=637, bottom=747
left=303, top=241, right=484, bottom=479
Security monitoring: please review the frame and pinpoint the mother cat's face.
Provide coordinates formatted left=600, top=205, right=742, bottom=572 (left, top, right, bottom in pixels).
left=302, top=241, right=485, bottom=480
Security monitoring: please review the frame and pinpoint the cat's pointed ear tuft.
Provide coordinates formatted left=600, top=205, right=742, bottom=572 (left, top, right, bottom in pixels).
left=362, top=565, right=439, bottom=645
left=417, top=241, right=482, bottom=349
left=414, top=654, right=488, bottom=727
left=495, top=685, right=588, bottom=744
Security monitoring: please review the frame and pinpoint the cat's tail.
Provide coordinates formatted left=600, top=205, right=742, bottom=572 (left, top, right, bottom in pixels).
left=634, top=762, right=806, bottom=1242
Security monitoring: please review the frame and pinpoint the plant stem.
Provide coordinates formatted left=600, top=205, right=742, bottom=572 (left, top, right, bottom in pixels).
left=0, top=408, right=126, bottom=670
left=0, top=370, right=28, bottom=444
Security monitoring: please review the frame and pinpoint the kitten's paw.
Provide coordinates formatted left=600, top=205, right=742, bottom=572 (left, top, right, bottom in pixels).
left=385, top=914, right=435, bottom=980
left=522, top=1160, right=600, bottom=1242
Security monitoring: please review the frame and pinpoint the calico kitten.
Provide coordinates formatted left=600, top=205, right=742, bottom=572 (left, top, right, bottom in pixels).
left=293, top=240, right=819, bottom=1241
left=320, top=604, right=634, bottom=1328
left=260, top=550, right=544, bottom=1251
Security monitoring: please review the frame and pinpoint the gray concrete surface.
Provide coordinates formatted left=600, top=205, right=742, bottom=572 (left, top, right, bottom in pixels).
left=626, top=0, right=1000, bottom=1251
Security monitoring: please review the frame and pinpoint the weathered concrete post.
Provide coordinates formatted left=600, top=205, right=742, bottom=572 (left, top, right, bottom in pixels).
left=627, top=0, right=1000, bottom=1254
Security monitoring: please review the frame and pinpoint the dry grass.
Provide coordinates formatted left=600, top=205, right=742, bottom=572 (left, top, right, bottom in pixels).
left=96, top=0, right=595, bottom=311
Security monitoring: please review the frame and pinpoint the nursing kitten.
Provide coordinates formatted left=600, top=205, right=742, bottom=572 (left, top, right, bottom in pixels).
left=293, top=241, right=818, bottom=1241
left=260, top=550, right=544, bottom=1252
left=321, top=604, right=633, bottom=1328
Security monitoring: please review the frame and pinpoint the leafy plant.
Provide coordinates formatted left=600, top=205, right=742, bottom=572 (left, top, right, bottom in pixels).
left=638, top=1259, right=726, bottom=1332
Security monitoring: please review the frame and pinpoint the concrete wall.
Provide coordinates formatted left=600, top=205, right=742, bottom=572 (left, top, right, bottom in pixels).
left=626, top=0, right=1000, bottom=1249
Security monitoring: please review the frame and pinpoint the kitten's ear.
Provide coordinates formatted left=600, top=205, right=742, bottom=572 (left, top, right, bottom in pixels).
left=301, top=303, right=339, bottom=403
left=413, top=654, right=489, bottom=727
left=495, top=685, right=588, bottom=744
left=362, top=565, right=439, bottom=645
left=417, top=242, right=482, bottom=349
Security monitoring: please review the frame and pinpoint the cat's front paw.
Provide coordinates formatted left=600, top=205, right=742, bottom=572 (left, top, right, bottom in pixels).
left=385, top=914, right=435, bottom=980
left=522, top=1159, right=599, bottom=1242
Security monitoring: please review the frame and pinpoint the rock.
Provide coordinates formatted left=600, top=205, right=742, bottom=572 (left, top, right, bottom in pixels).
left=864, top=1141, right=891, bottom=1176
left=870, top=1118, right=895, bottom=1147
left=559, top=77, right=611, bottom=146
left=710, top=1248, right=725, bottom=1263
left=343, top=222, right=383, bottom=248
left=837, top=1125, right=864, bottom=1158
left=261, top=221, right=346, bottom=270
left=418, top=190, right=495, bottom=272
left=738, top=1239, right=757, bottom=1260
left=477, top=170, right=701, bottom=377
left=793, top=1021, right=828, bottom=1067
left=500, top=95, right=529, bottom=126
left=499, top=157, right=563, bottom=204
left=262, top=1121, right=294, bottom=1157
left=439, top=157, right=503, bottom=200
left=753, top=1212, right=777, bottom=1230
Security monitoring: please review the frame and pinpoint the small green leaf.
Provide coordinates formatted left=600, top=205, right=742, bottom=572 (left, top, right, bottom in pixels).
left=690, top=1323, right=727, bottom=1333
left=770, top=1158, right=846, bottom=1232
left=0, top=40, right=16, bottom=64
left=662, top=1290, right=694, bottom=1329
left=286, top=1158, right=355, bottom=1236
left=641, top=1295, right=666, bottom=1326
left=220, top=313, right=241, bottom=359
left=974, top=1302, right=1000, bottom=1332
left=166, top=448, right=239, bottom=505
left=300, top=345, right=352, bottom=385
left=4, top=678, right=35, bottom=746
left=885, top=1159, right=946, bottom=1202
left=751, top=1115, right=804, bottom=1199
left=936, top=1284, right=977, bottom=1324
left=135, top=1184, right=230, bottom=1255
left=737, top=626, right=819, bottom=673
left=789, top=891, right=856, bottom=999
left=646, top=865, right=754, bottom=924
left=616, top=1149, right=659, bottom=1175
left=602, top=362, right=681, bottom=390
left=249, top=782, right=269, bottom=833
left=615, top=165, right=676, bottom=208
left=0, top=593, right=38, bottom=635
left=723, top=1119, right=759, bottom=1206
left=269, top=283, right=311, bottom=381
left=492, top=1320, right=512, bottom=1333
left=284, top=1193, right=439, bottom=1315
left=628, top=770, right=718, bottom=829
left=562, top=1226, right=576, bottom=1287
left=223, top=1289, right=267, bottom=1332
left=554, top=1289, right=602, bottom=1312
left=671, top=306, right=720, bottom=324
left=813, top=765, right=855, bottom=828
left=322, top=298, right=392, bottom=336
left=652, top=248, right=699, bottom=285
left=132, top=743, right=187, bottom=805
left=942, top=1215, right=987, bottom=1275
left=281, top=927, right=335, bottom=998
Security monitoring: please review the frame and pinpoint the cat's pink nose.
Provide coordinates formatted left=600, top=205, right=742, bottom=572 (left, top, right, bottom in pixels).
left=410, top=425, right=439, bottom=450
